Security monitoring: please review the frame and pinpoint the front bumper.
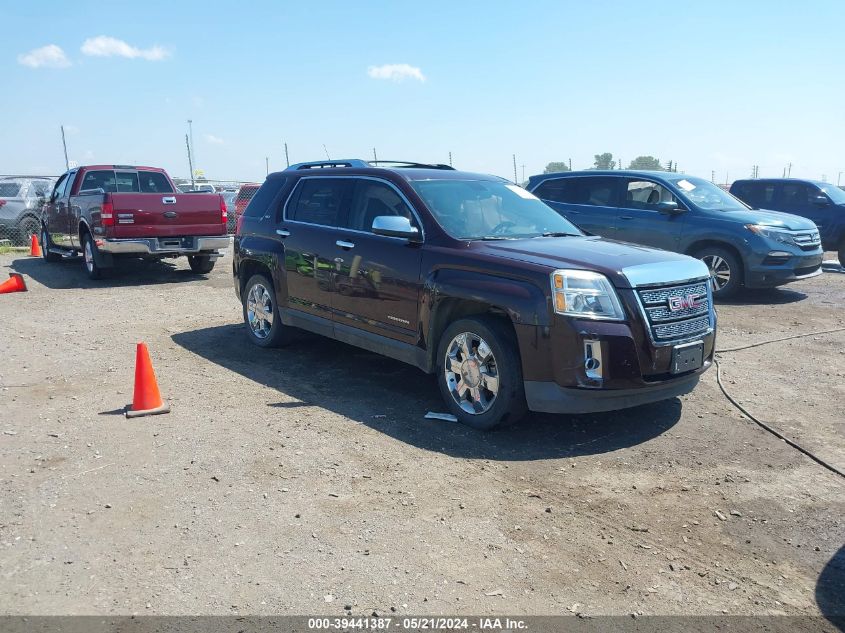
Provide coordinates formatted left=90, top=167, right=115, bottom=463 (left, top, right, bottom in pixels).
left=97, top=235, right=230, bottom=256
left=524, top=371, right=701, bottom=414
left=745, top=251, right=824, bottom=288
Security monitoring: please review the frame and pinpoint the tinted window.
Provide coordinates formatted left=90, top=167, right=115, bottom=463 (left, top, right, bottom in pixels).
left=624, top=180, right=679, bottom=210
left=533, top=178, right=575, bottom=203
left=241, top=178, right=286, bottom=219
left=115, top=171, right=140, bottom=192
left=0, top=182, right=22, bottom=197
left=781, top=183, right=814, bottom=207
left=567, top=177, right=619, bottom=207
left=80, top=170, right=117, bottom=193
left=347, top=180, right=415, bottom=232
left=288, top=178, right=349, bottom=226
left=139, top=171, right=174, bottom=193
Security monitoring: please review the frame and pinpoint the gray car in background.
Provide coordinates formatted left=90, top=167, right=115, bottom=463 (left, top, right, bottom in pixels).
left=0, top=176, right=56, bottom=244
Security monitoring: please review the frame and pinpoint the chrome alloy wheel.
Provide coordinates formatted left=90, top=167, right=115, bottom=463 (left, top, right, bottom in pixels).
left=246, top=283, right=274, bottom=339
left=84, top=239, right=94, bottom=274
left=702, top=254, right=731, bottom=291
left=444, top=332, right=500, bottom=415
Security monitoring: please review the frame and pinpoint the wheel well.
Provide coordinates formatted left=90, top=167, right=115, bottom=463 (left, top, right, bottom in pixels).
left=685, top=240, right=744, bottom=276
left=238, top=259, right=273, bottom=295
left=427, top=298, right=516, bottom=370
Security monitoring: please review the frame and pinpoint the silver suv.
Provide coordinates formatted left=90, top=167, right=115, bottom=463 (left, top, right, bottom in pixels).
left=0, top=176, right=56, bottom=244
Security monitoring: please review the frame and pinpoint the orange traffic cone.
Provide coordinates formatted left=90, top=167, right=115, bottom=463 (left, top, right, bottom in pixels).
left=30, top=234, right=41, bottom=257
left=125, top=342, right=170, bottom=418
left=0, top=273, right=27, bottom=294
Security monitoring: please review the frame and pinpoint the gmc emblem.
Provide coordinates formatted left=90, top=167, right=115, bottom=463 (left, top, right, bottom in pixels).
left=668, top=294, right=702, bottom=312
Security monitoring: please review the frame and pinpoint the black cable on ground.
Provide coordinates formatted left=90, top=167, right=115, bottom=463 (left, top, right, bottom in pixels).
left=712, top=325, right=845, bottom=480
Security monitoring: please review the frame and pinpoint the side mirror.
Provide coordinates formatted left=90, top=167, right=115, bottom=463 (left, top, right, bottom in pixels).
left=813, top=194, right=830, bottom=206
left=372, top=216, right=421, bottom=241
left=657, top=201, right=684, bottom=215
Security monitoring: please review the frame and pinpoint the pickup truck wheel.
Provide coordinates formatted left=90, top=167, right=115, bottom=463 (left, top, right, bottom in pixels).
left=41, top=225, right=61, bottom=263
left=436, top=316, right=527, bottom=430
left=695, top=247, right=741, bottom=299
left=838, top=239, right=845, bottom=268
left=188, top=255, right=215, bottom=274
left=242, top=274, right=295, bottom=348
left=82, top=233, right=104, bottom=280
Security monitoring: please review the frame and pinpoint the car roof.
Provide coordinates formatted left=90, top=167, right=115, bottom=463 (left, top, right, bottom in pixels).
left=532, top=169, right=685, bottom=180
left=266, top=165, right=503, bottom=183
left=732, top=177, right=832, bottom=187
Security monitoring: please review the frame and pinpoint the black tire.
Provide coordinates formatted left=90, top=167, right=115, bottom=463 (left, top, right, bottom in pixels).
left=436, top=316, right=527, bottom=430
left=16, top=215, right=40, bottom=246
left=82, top=232, right=105, bottom=280
left=838, top=239, right=845, bottom=268
left=242, top=273, right=295, bottom=348
left=188, top=255, right=216, bottom=274
left=41, top=224, right=61, bottom=263
left=694, top=246, right=742, bottom=299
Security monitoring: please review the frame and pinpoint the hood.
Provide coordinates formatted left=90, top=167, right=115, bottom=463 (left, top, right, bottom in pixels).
left=723, top=207, right=818, bottom=231
left=469, top=236, right=708, bottom=289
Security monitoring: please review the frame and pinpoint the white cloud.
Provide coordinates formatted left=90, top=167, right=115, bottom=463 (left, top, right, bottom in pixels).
left=205, top=134, right=224, bottom=145
left=81, top=36, right=169, bottom=61
left=367, top=63, right=425, bottom=82
left=17, top=44, right=71, bottom=68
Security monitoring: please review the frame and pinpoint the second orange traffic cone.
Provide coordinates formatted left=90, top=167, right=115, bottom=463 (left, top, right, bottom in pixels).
left=0, top=273, right=27, bottom=294
left=125, top=342, right=170, bottom=418
left=29, top=234, right=41, bottom=257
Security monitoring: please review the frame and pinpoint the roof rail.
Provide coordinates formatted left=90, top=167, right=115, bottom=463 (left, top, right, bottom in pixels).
left=368, top=160, right=455, bottom=171
left=285, top=159, right=370, bottom=171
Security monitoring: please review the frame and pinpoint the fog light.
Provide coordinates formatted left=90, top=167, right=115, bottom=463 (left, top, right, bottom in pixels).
left=584, top=340, right=603, bottom=381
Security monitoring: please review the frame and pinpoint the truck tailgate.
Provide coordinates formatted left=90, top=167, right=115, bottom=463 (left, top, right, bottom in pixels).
left=109, top=193, right=224, bottom=238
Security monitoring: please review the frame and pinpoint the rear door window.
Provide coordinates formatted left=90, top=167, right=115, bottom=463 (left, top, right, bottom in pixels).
left=138, top=171, right=174, bottom=193
left=570, top=177, right=621, bottom=207
left=115, top=171, right=140, bottom=192
left=287, top=178, right=351, bottom=226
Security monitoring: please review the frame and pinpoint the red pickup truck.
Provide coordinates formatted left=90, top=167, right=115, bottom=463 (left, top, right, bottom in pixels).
left=40, top=165, right=228, bottom=279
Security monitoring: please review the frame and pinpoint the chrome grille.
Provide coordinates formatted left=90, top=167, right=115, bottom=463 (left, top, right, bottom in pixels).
left=637, top=280, right=712, bottom=343
left=792, top=230, right=821, bottom=251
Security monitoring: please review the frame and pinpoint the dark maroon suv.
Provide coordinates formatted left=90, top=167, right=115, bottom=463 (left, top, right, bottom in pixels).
left=233, top=160, right=716, bottom=429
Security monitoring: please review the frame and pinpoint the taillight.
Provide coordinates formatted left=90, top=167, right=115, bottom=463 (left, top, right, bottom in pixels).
left=0, top=200, right=6, bottom=207
left=220, top=195, right=228, bottom=225
left=101, top=197, right=114, bottom=227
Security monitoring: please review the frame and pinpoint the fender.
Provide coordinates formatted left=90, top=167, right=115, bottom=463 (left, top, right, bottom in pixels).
left=79, top=219, right=113, bottom=267
left=420, top=267, right=550, bottom=372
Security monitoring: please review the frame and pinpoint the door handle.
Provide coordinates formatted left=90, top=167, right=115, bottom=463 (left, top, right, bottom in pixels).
left=619, top=215, right=634, bottom=220
left=336, top=240, right=355, bottom=249
left=276, top=229, right=290, bottom=237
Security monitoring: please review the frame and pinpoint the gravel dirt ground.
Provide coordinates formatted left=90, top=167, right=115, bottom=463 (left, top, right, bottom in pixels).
left=0, top=248, right=843, bottom=621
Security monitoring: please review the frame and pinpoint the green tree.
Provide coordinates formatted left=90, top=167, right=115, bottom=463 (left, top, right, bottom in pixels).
left=593, top=153, right=616, bottom=170
left=543, top=161, right=571, bottom=174
left=627, top=156, right=663, bottom=170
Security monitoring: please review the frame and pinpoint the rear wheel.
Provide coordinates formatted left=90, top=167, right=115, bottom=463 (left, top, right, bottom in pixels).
left=838, top=239, right=845, bottom=268
left=242, top=274, right=296, bottom=347
left=41, top=225, right=60, bottom=263
left=188, top=255, right=216, bottom=274
left=695, top=246, right=742, bottom=299
left=436, top=316, right=526, bottom=430
left=82, top=233, right=105, bottom=280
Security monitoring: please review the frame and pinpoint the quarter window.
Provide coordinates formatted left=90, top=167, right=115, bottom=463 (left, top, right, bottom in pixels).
left=624, top=180, right=679, bottom=210
left=347, top=180, right=415, bottom=232
left=288, top=178, right=350, bottom=226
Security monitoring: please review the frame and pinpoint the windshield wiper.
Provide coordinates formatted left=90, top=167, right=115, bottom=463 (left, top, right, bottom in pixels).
left=474, top=235, right=514, bottom=241
left=541, top=231, right=579, bottom=237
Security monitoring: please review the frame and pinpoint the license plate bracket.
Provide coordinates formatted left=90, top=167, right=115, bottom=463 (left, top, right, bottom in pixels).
left=671, top=341, right=704, bottom=375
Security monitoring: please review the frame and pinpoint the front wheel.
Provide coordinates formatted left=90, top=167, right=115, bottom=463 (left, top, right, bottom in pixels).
left=695, top=246, right=742, bottom=299
left=436, top=316, right=526, bottom=430
left=188, top=255, right=216, bottom=274
left=41, top=225, right=61, bottom=263
left=242, top=274, right=296, bottom=348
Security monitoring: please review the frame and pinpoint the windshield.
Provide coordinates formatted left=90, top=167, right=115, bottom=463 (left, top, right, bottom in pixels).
left=666, top=176, right=748, bottom=211
left=820, top=184, right=845, bottom=205
left=410, top=179, right=582, bottom=240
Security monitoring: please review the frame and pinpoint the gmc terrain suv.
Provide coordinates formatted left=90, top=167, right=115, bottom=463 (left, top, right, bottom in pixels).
left=527, top=171, right=823, bottom=298
left=233, top=160, right=717, bottom=429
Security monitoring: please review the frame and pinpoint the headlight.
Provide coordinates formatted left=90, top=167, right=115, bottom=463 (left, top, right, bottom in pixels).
left=550, top=269, right=625, bottom=320
left=745, top=224, right=797, bottom=246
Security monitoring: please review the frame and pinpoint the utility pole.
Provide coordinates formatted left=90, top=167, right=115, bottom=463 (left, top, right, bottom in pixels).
left=711, top=170, right=715, bottom=183
left=838, top=172, right=842, bottom=186
left=60, top=125, right=69, bottom=170
left=512, top=154, right=518, bottom=184
left=266, top=157, right=269, bottom=175
left=284, top=142, right=290, bottom=168
left=787, top=162, right=792, bottom=177
left=187, top=120, right=195, bottom=175
left=185, top=134, right=195, bottom=188
left=323, top=144, right=331, bottom=160
left=373, top=147, right=378, bottom=162
left=568, top=158, right=572, bottom=171
left=448, top=151, right=452, bottom=167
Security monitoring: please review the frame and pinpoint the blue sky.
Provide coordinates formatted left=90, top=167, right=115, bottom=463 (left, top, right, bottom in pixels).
left=2, top=0, right=844, bottom=184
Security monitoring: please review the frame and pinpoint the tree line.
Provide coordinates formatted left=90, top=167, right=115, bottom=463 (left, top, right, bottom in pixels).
left=543, top=154, right=677, bottom=174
